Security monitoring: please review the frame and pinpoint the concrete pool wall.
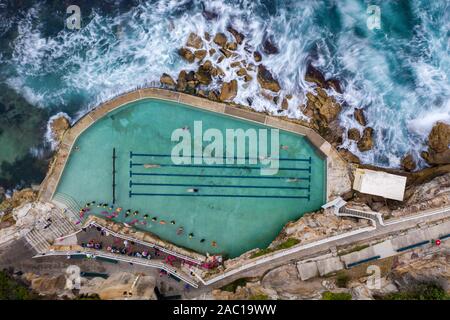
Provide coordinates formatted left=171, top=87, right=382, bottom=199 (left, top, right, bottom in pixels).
left=39, top=87, right=351, bottom=204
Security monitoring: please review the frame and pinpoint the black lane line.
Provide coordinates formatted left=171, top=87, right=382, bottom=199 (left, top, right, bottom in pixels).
left=130, top=181, right=310, bottom=190
left=129, top=191, right=309, bottom=199
left=130, top=151, right=312, bottom=163
left=129, top=171, right=311, bottom=182
left=130, top=162, right=311, bottom=172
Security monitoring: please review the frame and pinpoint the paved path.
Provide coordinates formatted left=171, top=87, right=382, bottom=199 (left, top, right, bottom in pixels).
left=193, top=206, right=450, bottom=291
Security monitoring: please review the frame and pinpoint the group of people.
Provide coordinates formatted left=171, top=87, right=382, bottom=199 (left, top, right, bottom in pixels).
left=80, top=200, right=219, bottom=248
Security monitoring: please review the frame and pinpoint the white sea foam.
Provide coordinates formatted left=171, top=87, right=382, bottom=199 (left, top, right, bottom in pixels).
left=3, top=0, right=449, bottom=170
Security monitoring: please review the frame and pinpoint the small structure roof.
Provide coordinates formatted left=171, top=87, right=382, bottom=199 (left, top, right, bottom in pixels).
left=353, top=169, right=407, bottom=201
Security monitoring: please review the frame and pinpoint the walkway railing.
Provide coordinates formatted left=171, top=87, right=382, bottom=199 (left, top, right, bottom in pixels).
left=33, top=248, right=198, bottom=288
left=87, top=220, right=205, bottom=266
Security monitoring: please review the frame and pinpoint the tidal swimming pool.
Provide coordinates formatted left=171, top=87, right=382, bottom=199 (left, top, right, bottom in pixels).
left=54, top=98, right=326, bottom=258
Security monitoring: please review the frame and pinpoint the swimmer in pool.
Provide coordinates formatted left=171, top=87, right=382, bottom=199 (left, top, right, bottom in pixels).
left=280, top=144, right=289, bottom=150
left=187, top=188, right=199, bottom=193
left=286, top=178, right=300, bottom=183
left=170, top=220, right=175, bottom=225
left=152, top=217, right=157, bottom=222
left=188, top=233, right=194, bottom=239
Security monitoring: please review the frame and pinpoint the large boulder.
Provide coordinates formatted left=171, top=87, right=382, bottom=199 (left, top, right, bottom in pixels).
left=421, top=122, right=450, bottom=165
left=257, top=65, right=281, bottom=92
left=50, top=115, right=71, bottom=144
left=160, top=73, right=176, bottom=88
left=347, top=128, right=361, bottom=141
left=195, top=63, right=213, bottom=85
left=305, top=63, right=327, bottom=88
left=186, top=32, right=203, bottom=49
left=354, top=108, right=367, bottom=126
left=428, top=122, right=450, bottom=153
left=338, top=148, right=361, bottom=164
left=213, top=33, right=228, bottom=47
left=178, top=48, right=195, bottom=63
left=219, top=80, right=238, bottom=101
left=262, top=36, right=279, bottom=55
left=226, top=25, right=245, bottom=45
left=176, top=70, right=188, bottom=91
left=357, top=127, right=374, bottom=152
left=401, top=154, right=417, bottom=172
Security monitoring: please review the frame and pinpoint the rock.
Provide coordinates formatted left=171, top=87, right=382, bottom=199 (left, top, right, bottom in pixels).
left=253, top=51, right=262, bottom=62
left=178, top=48, right=195, bottom=63
left=213, top=33, right=228, bottom=47
left=209, top=48, right=216, bottom=56
left=219, top=48, right=233, bottom=58
left=227, top=25, right=245, bottom=45
left=347, top=128, right=361, bottom=141
left=315, top=96, right=341, bottom=123
left=401, top=154, right=417, bottom=172
left=204, top=32, right=211, bottom=42
left=423, top=122, right=450, bottom=165
left=49, top=115, right=71, bottom=144
left=230, top=61, right=241, bottom=68
left=219, top=80, right=238, bottom=101
left=421, top=150, right=450, bottom=165
left=194, top=49, right=207, bottom=61
left=160, top=73, right=176, bottom=88
left=195, top=64, right=212, bottom=85
left=257, top=65, right=281, bottom=92
left=421, top=122, right=450, bottom=165
left=208, top=90, right=219, bottom=101
left=281, top=98, right=289, bottom=110
left=262, top=36, right=279, bottom=55
left=201, top=4, right=218, bottom=20
left=305, top=63, right=327, bottom=88
left=176, top=70, right=188, bottom=91
left=236, top=68, right=247, bottom=77
left=186, top=32, right=203, bottom=49
left=337, top=148, right=361, bottom=164
left=354, top=108, right=367, bottom=126
left=326, top=79, right=343, bottom=94
left=357, top=127, right=374, bottom=152
left=225, top=42, right=238, bottom=51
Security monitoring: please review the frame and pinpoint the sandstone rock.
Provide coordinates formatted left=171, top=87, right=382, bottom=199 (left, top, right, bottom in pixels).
left=227, top=25, right=245, bottom=45
left=219, top=80, right=238, bottom=101
left=178, top=48, right=195, bottom=63
left=305, top=63, right=327, bottom=88
left=194, top=49, right=207, bottom=61
left=257, top=65, right=281, bottom=92
left=225, top=42, right=238, bottom=51
left=213, top=33, right=228, bottom=47
left=219, top=48, right=233, bottom=58
left=428, top=122, right=450, bottom=153
left=204, top=32, right=211, bottom=42
left=253, top=51, right=262, bottom=62
left=401, top=154, right=417, bottom=172
left=281, top=98, right=289, bottom=110
left=338, top=148, right=361, bottom=164
left=176, top=70, right=188, bottom=91
left=50, top=115, right=71, bottom=144
left=236, top=68, right=247, bottom=77
left=195, top=64, right=212, bottom=85
left=262, top=36, right=279, bottom=55
left=186, top=32, right=203, bottom=49
left=326, top=79, right=343, bottom=93
left=208, top=48, right=216, bottom=56
left=315, top=96, right=341, bottom=123
left=160, top=73, right=176, bottom=88
left=421, top=122, right=450, bottom=165
left=354, top=108, right=367, bottom=126
left=347, top=128, right=361, bottom=141
left=357, top=127, right=374, bottom=152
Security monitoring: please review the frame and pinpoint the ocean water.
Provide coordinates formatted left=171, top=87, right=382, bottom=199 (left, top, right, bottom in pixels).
left=0, top=0, right=449, bottom=190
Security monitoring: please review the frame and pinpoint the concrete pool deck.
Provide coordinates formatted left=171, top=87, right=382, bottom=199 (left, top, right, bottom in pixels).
left=38, top=87, right=351, bottom=205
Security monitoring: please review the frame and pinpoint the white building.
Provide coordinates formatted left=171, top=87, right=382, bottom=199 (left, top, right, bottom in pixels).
left=353, top=169, right=407, bottom=201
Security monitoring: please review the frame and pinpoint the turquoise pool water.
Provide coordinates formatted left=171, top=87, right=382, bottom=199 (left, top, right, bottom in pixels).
left=54, top=98, right=326, bottom=258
